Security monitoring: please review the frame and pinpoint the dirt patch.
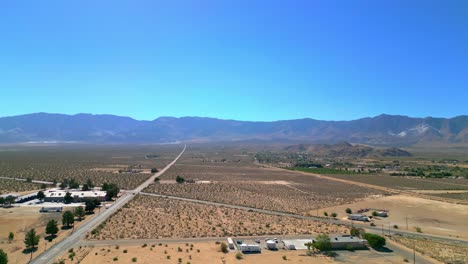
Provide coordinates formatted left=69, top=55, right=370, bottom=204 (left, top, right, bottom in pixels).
left=64, top=242, right=404, bottom=264
left=0, top=206, right=97, bottom=264
left=318, top=195, right=468, bottom=239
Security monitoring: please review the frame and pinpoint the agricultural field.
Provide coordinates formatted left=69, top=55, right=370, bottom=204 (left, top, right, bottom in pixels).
left=391, top=235, right=468, bottom=264
left=91, top=195, right=348, bottom=240
left=0, top=145, right=182, bottom=190
left=0, top=178, right=42, bottom=194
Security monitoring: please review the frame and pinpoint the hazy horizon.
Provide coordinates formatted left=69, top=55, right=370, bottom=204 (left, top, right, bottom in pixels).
left=1, top=111, right=467, bottom=123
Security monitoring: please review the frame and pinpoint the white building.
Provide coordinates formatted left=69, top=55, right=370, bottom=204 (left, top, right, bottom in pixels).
left=44, top=188, right=106, bottom=203
left=239, top=244, right=261, bottom=253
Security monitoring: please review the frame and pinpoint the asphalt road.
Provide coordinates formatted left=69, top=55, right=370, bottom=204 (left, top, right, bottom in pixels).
left=30, top=145, right=186, bottom=264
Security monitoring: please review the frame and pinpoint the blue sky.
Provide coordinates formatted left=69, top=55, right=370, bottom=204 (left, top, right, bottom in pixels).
left=1, top=0, right=467, bottom=121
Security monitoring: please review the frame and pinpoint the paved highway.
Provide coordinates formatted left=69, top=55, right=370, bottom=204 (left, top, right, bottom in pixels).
left=30, top=145, right=186, bottom=264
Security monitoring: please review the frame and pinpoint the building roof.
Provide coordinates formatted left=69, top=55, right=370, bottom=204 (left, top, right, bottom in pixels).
left=45, top=188, right=106, bottom=198
left=329, top=236, right=366, bottom=243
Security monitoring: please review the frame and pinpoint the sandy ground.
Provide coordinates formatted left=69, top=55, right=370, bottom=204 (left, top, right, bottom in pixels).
left=317, top=194, right=468, bottom=239
left=410, top=190, right=468, bottom=194
left=63, top=242, right=405, bottom=264
left=0, top=206, right=97, bottom=264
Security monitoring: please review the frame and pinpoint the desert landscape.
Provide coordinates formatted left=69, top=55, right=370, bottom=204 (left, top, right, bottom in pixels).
left=91, top=195, right=348, bottom=240
left=62, top=241, right=408, bottom=264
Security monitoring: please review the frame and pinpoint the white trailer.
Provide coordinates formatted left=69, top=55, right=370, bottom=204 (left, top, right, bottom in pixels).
left=227, top=237, right=235, bottom=250
left=240, top=244, right=261, bottom=253
left=266, top=240, right=277, bottom=250
left=348, top=214, right=369, bottom=222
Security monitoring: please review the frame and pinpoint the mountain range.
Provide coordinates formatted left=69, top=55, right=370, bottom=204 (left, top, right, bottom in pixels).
left=0, top=113, right=467, bottom=146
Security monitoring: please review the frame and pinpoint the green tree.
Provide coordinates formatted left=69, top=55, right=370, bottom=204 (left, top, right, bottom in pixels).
left=40, top=183, right=47, bottom=190
left=323, top=211, right=328, bottom=217
left=45, top=219, right=59, bottom=238
left=24, top=228, right=40, bottom=261
left=59, top=180, right=68, bottom=189
left=101, top=182, right=109, bottom=191
left=176, top=175, right=185, bottom=184
left=8, top=232, right=14, bottom=243
left=64, top=192, right=73, bottom=204
left=331, top=212, right=337, bottom=218
left=345, top=208, right=352, bottom=214
left=0, top=249, right=7, bottom=264
left=4, top=195, right=16, bottom=204
left=37, top=191, right=45, bottom=201
left=81, top=184, right=90, bottom=191
left=220, top=242, right=228, bottom=253
left=304, top=241, right=313, bottom=251
left=62, top=211, right=75, bottom=228
left=69, top=179, right=80, bottom=189
left=312, top=234, right=332, bottom=251
left=151, top=168, right=159, bottom=173
left=372, top=211, right=378, bottom=217
left=105, top=184, right=120, bottom=200
left=74, top=206, right=85, bottom=220
left=363, top=233, right=386, bottom=248
left=85, top=200, right=100, bottom=213
left=350, top=227, right=361, bottom=237
left=86, top=178, right=94, bottom=189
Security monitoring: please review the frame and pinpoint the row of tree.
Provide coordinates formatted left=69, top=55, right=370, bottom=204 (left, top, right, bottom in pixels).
left=59, top=178, right=95, bottom=191
left=21, top=203, right=101, bottom=262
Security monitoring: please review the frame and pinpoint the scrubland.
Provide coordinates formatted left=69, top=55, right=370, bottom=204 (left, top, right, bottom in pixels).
left=91, top=195, right=348, bottom=240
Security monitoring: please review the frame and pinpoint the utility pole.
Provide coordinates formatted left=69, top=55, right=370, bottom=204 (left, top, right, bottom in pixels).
left=413, top=244, right=416, bottom=264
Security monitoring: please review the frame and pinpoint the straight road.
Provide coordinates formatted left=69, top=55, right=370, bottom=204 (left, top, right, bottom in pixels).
left=30, top=145, right=186, bottom=264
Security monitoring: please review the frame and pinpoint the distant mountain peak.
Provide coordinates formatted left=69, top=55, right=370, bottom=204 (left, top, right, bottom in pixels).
left=0, top=113, right=467, bottom=145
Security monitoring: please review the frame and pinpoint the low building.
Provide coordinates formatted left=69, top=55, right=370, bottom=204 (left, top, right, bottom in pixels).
left=348, top=214, right=369, bottom=222
left=239, top=244, right=261, bottom=253
left=44, top=189, right=106, bottom=203
left=327, top=236, right=367, bottom=250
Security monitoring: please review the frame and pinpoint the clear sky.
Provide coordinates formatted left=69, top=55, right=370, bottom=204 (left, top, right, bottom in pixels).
left=1, top=0, right=467, bottom=121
